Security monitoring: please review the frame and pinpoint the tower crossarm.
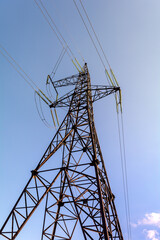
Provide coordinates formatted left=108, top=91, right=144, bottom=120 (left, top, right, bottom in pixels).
left=50, top=85, right=120, bottom=108
left=49, top=73, right=85, bottom=88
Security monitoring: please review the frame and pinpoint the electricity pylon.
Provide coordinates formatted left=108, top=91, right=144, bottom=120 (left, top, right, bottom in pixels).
left=0, top=64, right=123, bottom=240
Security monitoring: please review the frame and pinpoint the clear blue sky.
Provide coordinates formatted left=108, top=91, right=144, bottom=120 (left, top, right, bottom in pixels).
left=0, top=1, right=160, bottom=240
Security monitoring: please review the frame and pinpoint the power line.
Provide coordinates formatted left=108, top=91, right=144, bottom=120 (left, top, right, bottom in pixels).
left=117, top=111, right=130, bottom=240
left=50, top=47, right=67, bottom=78
left=73, top=0, right=121, bottom=88
left=34, top=0, right=65, bottom=49
left=0, top=44, right=52, bottom=106
left=34, top=0, right=83, bottom=72
left=39, top=0, right=84, bottom=65
left=0, top=47, right=36, bottom=91
left=34, top=91, right=53, bottom=128
left=116, top=104, right=132, bottom=240
left=72, top=0, right=106, bottom=69
left=121, top=112, right=132, bottom=239
left=38, top=0, right=74, bottom=57
left=78, top=0, right=111, bottom=68
left=53, top=5, right=85, bottom=64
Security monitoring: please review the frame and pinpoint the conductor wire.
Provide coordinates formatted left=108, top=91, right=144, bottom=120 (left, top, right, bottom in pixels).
left=34, top=0, right=82, bottom=72
left=117, top=112, right=130, bottom=239
left=116, top=107, right=132, bottom=240
left=0, top=48, right=36, bottom=91
left=73, top=0, right=120, bottom=87
left=78, top=0, right=111, bottom=68
left=0, top=44, right=41, bottom=91
left=51, top=47, right=67, bottom=78
left=34, top=0, right=66, bottom=50
left=34, top=91, right=54, bottom=128
left=73, top=0, right=106, bottom=70
left=121, top=111, right=132, bottom=239
left=0, top=44, right=53, bottom=107
left=38, top=0, right=74, bottom=58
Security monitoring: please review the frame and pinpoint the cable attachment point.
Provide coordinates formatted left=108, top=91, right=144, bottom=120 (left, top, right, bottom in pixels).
left=83, top=199, right=88, bottom=204
left=31, top=169, right=38, bottom=177
left=58, top=201, right=64, bottom=207
left=83, top=147, right=87, bottom=152
left=72, top=124, right=76, bottom=130
left=90, top=159, right=100, bottom=166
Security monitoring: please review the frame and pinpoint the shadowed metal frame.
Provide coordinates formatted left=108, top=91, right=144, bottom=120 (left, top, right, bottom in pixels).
left=0, top=64, right=123, bottom=240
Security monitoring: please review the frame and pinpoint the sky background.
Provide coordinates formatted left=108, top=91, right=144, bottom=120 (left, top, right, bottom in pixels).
left=0, top=0, right=160, bottom=240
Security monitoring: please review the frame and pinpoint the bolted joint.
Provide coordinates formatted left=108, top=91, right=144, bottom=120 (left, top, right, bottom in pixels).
left=77, top=102, right=81, bottom=107
left=31, top=169, right=38, bottom=177
left=72, top=124, right=76, bottom=130
left=58, top=201, right=64, bottom=207
left=90, top=159, right=100, bottom=166
left=108, top=231, right=112, bottom=237
left=83, top=199, right=88, bottom=205
left=111, top=193, right=115, bottom=201
left=83, top=147, right=87, bottom=152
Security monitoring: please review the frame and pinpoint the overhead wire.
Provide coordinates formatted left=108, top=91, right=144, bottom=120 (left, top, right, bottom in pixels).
left=0, top=44, right=52, bottom=107
left=38, top=0, right=74, bottom=59
left=0, top=44, right=60, bottom=129
left=78, top=0, right=111, bottom=68
left=120, top=111, right=132, bottom=239
left=73, top=0, right=121, bottom=88
left=115, top=101, right=132, bottom=240
left=1, top=5, right=73, bottom=129
left=72, top=0, right=106, bottom=70
left=46, top=47, right=66, bottom=99
left=0, top=46, right=36, bottom=91
left=72, top=0, right=111, bottom=85
left=77, top=0, right=122, bottom=112
left=34, top=0, right=84, bottom=73
left=116, top=110, right=131, bottom=240
left=52, top=4, right=85, bottom=64
left=34, top=91, right=55, bottom=129
left=50, top=47, right=67, bottom=78
left=79, top=1, right=120, bottom=89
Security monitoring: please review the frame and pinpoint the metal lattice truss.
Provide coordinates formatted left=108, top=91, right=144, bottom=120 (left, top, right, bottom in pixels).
left=0, top=64, right=123, bottom=240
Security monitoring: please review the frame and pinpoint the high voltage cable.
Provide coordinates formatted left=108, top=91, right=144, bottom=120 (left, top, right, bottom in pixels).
left=116, top=106, right=132, bottom=240
left=50, top=47, right=67, bottom=78
left=39, top=0, right=84, bottom=65
left=72, top=0, right=106, bottom=70
left=34, top=0, right=66, bottom=49
left=34, top=0, right=83, bottom=72
left=73, top=0, right=121, bottom=88
left=52, top=5, right=85, bottom=64
left=0, top=45, right=37, bottom=91
left=121, top=112, right=132, bottom=239
left=0, top=44, right=52, bottom=106
left=117, top=112, right=130, bottom=240
left=37, top=0, right=73, bottom=57
left=78, top=0, right=111, bottom=68
left=34, top=91, right=53, bottom=128
left=46, top=48, right=66, bottom=100
left=0, top=44, right=60, bottom=128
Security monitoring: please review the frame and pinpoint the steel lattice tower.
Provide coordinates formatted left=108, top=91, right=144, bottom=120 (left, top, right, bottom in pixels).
left=0, top=64, right=124, bottom=240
